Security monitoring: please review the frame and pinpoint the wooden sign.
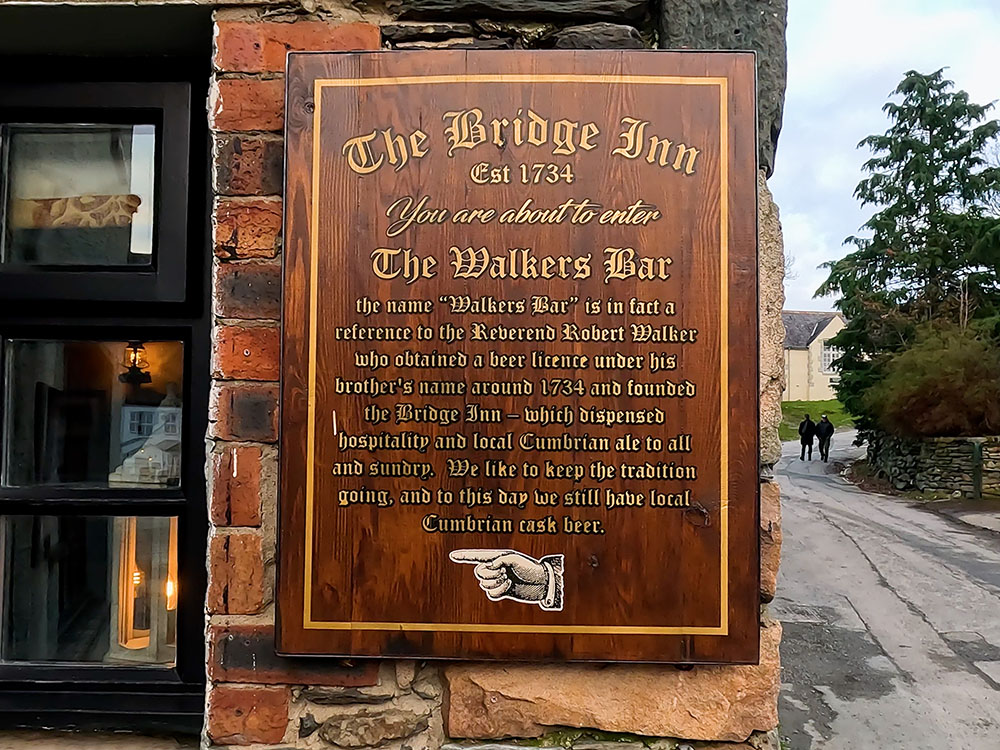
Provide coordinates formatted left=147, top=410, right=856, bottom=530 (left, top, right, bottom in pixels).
left=278, top=51, right=759, bottom=663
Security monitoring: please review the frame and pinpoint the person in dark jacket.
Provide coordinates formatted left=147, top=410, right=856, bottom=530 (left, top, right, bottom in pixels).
left=816, top=414, right=835, bottom=462
left=798, top=414, right=816, bottom=460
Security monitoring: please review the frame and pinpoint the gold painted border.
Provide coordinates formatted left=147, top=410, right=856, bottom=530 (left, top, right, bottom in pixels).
left=304, top=73, right=730, bottom=635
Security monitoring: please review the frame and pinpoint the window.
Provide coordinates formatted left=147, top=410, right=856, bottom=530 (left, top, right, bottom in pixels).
left=130, top=409, right=155, bottom=438
left=821, top=342, right=843, bottom=373
left=0, top=82, right=191, bottom=303
left=2, top=515, right=177, bottom=665
left=0, top=55, right=208, bottom=734
left=2, top=124, right=156, bottom=266
left=3, top=339, right=183, bottom=489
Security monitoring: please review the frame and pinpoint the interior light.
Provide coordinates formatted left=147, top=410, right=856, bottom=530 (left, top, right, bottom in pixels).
left=165, top=577, right=178, bottom=611
left=119, top=341, right=152, bottom=385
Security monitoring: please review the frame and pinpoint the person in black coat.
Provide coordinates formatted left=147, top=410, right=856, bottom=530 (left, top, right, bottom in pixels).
left=816, top=414, right=835, bottom=462
left=798, top=414, right=816, bottom=460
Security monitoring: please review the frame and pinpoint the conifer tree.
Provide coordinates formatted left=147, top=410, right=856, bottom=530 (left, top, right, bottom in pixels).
left=818, top=69, right=1000, bottom=434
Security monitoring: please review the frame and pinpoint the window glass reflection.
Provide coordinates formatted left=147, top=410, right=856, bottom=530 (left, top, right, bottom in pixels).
left=1, top=124, right=156, bottom=266
left=1, top=515, right=177, bottom=665
left=2, top=340, right=183, bottom=488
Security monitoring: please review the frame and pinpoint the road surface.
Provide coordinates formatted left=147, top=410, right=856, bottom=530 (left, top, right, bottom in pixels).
left=774, top=434, right=1000, bottom=749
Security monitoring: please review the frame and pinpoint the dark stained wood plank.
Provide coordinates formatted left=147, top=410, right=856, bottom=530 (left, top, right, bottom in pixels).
left=278, top=50, right=758, bottom=663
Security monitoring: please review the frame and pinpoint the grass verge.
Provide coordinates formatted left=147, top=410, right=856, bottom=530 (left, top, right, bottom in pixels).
left=780, top=399, right=853, bottom=442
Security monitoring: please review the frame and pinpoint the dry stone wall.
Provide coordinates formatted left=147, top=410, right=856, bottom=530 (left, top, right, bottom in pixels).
left=199, top=1, right=788, bottom=748
left=868, top=433, right=1000, bottom=498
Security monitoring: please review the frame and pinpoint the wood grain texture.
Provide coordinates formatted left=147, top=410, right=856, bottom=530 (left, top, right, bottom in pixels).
left=278, top=51, right=758, bottom=663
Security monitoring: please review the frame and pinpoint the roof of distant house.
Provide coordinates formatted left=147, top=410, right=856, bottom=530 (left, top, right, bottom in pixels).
left=782, top=310, right=843, bottom=349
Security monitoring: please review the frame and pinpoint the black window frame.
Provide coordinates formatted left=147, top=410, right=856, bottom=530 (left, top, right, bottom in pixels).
left=0, top=82, right=191, bottom=304
left=0, top=54, right=210, bottom=735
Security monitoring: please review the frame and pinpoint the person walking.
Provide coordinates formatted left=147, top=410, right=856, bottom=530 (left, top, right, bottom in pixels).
left=816, top=414, right=835, bottom=462
left=798, top=414, right=816, bottom=461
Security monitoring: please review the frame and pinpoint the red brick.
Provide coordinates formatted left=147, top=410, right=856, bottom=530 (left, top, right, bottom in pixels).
left=213, top=325, right=280, bottom=381
left=209, top=624, right=381, bottom=686
left=207, top=684, right=289, bottom=745
left=214, top=198, right=282, bottom=259
left=215, top=20, right=381, bottom=73
left=215, top=134, right=283, bottom=196
left=211, top=78, right=284, bottom=132
left=214, top=261, right=281, bottom=319
left=207, top=532, right=267, bottom=615
left=211, top=445, right=264, bottom=527
left=210, top=382, right=279, bottom=442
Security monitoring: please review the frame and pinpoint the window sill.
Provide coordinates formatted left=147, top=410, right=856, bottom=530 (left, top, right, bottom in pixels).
left=0, top=682, right=203, bottom=734
left=0, top=730, right=197, bottom=749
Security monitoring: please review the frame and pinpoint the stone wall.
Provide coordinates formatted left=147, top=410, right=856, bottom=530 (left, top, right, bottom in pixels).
left=868, top=433, right=1000, bottom=498
left=0, top=2, right=788, bottom=748
left=205, top=1, right=788, bottom=748
left=0, top=0, right=786, bottom=746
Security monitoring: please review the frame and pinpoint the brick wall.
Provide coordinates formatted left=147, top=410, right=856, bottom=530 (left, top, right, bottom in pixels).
left=205, top=4, right=786, bottom=749
left=206, top=13, right=388, bottom=746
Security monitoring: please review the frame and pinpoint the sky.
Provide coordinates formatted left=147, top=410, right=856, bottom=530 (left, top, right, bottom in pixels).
left=770, top=0, right=1000, bottom=311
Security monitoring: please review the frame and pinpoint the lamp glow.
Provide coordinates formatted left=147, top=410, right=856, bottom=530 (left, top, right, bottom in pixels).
left=165, top=577, right=178, bottom=611
left=119, top=341, right=152, bottom=385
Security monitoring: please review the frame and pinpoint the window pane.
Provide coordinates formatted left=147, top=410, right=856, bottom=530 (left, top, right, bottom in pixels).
left=1, top=124, right=156, bottom=266
left=2, top=340, right=183, bottom=488
left=1, top=515, right=177, bottom=665
left=821, top=343, right=843, bottom=373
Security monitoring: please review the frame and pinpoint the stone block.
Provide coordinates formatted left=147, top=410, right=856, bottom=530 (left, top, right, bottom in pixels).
left=574, top=742, right=644, bottom=750
left=214, top=197, right=282, bottom=259
left=748, top=728, right=781, bottom=749
left=211, top=444, right=264, bottom=527
left=208, top=624, right=380, bottom=686
left=659, top=0, right=787, bottom=175
left=207, top=532, right=267, bottom=615
left=390, top=0, right=649, bottom=22
left=382, top=21, right=476, bottom=41
left=552, top=23, right=645, bottom=49
left=413, top=665, right=444, bottom=700
left=757, top=172, right=785, bottom=469
left=394, top=37, right=515, bottom=49
left=445, top=621, right=780, bottom=741
left=210, top=382, right=279, bottom=442
left=476, top=19, right=558, bottom=44
left=206, top=684, right=290, bottom=745
left=212, top=324, right=281, bottom=381
left=396, top=660, right=418, bottom=689
left=759, top=481, right=781, bottom=602
left=211, top=77, right=284, bottom=132
left=214, top=260, right=281, bottom=319
left=300, top=713, right=321, bottom=738
left=215, top=20, right=380, bottom=73
left=318, top=707, right=431, bottom=747
left=215, top=134, right=284, bottom=196
left=301, top=683, right=398, bottom=705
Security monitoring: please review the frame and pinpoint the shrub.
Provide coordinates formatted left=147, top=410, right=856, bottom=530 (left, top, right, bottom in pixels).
left=865, top=325, right=1000, bottom=437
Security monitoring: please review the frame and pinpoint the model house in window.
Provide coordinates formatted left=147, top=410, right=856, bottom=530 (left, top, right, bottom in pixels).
left=782, top=311, right=846, bottom=401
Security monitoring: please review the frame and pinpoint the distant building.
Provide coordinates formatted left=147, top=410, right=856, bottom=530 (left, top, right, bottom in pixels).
left=782, top=311, right=846, bottom=401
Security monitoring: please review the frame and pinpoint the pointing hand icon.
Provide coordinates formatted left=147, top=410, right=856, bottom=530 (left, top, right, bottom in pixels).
left=450, top=549, right=565, bottom=611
